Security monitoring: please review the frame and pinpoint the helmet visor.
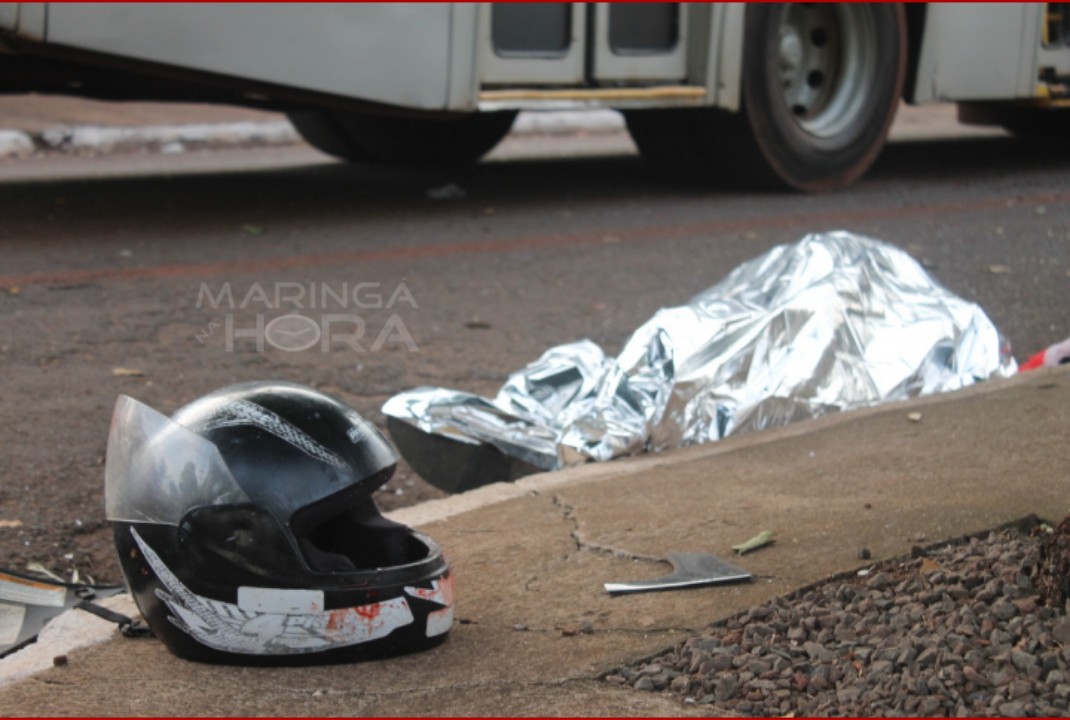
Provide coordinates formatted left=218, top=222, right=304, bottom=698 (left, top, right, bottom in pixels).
left=105, top=395, right=250, bottom=525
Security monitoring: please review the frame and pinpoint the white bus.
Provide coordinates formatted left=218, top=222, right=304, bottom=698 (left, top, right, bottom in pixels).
left=1, top=3, right=1068, bottom=190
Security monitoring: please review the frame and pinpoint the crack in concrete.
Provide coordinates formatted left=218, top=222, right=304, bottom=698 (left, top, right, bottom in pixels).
left=551, top=494, right=663, bottom=564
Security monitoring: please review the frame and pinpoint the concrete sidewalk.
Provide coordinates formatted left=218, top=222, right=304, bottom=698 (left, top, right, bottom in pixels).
left=1, top=366, right=1066, bottom=716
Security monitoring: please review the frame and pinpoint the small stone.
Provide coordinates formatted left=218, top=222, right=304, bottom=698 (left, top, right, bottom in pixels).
left=605, top=674, right=626, bottom=685
left=748, top=659, right=772, bottom=676
left=52, top=655, right=68, bottom=667
left=1052, top=619, right=1070, bottom=645
left=896, top=647, right=918, bottom=667
left=963, top=666, right=991, bottom=687
left=916, top=647, right=940, bottom=668
left=709, top=654, right=734, bottom=672
left=670, top=675, right=690, bottom=693
left=650, top=672, right=671, bottom=691
left=634, top=676, right=655, bottom=692
left=1011, top=650, right=1038, bottom=673
left=837, top=685, right=862, bottom=704
left=868, top=659, right=894, bottom=680
left=803, top=641, right=835, bottom=662
left=857, top=547, right=872, bottom=560
left=998, top=701, right=1027, bottom=717
left=1013, top=597, right=1037, bottom=615
left=992, top=600, right=1018, bottom=621
left=919, top=696, right=943, bottom=715
left=1008, top=679, right=1033, bottom=699
left=513, top=623, right=528, bottom=632
left=866, top=572, right=893, bottom=590
left=714, top=677, right=740, bottom=702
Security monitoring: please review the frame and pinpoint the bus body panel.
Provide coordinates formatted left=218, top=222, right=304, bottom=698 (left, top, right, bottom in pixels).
left=912, top=3, right=1039, bottom=103
left=43, top=3, right=456, bottom=111
left=1, top=3, right=1067, bottom=116
left=3, top=1, right=44, bottom=40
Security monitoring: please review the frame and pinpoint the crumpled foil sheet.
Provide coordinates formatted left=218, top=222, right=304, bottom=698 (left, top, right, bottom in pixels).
left=383, top=232, right=1016, bottom=472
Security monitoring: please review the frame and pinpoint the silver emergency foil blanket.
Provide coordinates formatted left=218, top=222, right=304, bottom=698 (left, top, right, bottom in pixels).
left=383, top=232, right=1016, bottom=473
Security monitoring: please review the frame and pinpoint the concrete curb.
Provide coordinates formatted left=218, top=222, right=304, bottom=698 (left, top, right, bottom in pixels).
left=0, top=130, right=35, bottom=158
left=0, top=110, right=626, bottom=160
left=0, top=594, right=137, bottom=690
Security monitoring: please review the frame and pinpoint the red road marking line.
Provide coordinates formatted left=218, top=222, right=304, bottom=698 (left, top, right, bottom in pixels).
left=1, top=190, right=1065, bottom=289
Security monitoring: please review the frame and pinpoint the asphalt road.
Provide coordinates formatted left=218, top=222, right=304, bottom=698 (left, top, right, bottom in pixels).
left=2, top=123, right=1069, bottom=584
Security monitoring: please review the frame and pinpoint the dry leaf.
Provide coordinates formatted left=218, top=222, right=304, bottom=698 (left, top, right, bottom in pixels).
left=988, top=264, right=1012, bottom=274
left=732, top=529, right=776, bottom=555
left=112, top=367, right=145, bottom=377
left=0, top=519, right=22, bottom=528
left=8, top=287, right=19, bottom=296
left=920, top=557, right=943, bottom=574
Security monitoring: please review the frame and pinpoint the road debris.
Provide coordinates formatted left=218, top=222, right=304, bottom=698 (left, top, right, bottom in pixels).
left=907, top=411, right=923, bottom=423
left=0, top=568, right=124, bottom=657
left=111, top=368, right=145, bottom=377
left=605, top=552, right=751, bottom=595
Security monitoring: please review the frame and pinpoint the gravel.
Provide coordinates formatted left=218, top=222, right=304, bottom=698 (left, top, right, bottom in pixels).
left=606, top=521, right=1070, bottom=717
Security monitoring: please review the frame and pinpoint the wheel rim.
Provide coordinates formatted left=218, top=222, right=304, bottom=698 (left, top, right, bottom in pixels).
left=776, top=3, right=877, bottom=139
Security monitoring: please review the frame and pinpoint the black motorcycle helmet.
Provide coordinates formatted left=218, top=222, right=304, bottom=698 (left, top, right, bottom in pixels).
left=104, top=381, right=453, bottom=664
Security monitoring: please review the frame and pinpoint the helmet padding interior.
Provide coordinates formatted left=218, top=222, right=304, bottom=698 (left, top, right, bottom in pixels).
left=298, top=500, right=430, bottom=573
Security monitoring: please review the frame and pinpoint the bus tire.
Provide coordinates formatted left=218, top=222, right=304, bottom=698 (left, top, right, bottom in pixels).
left=289, top=110, right=518, bottom=166
left=704, top=3, right=907, bottom=191
left=623, top=108, right=712, bottom=181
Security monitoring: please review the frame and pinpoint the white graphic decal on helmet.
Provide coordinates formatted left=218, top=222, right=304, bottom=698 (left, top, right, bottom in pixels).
left=201, top=399, right=350, bottom=470
left=131, top=527, right=413, bottom=655
left=405, top=575, right=455, bottom=638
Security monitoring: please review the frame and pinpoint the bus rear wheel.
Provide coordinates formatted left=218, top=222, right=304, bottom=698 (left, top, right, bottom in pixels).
left=627, top=3, right=906, bottom=192
left=288, top=109, right=518, bottom=166
left=714, top=2, right=906, bottom=191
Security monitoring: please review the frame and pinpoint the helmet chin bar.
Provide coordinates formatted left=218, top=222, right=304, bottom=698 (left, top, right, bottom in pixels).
left=128, top=526, right=449, bottom=658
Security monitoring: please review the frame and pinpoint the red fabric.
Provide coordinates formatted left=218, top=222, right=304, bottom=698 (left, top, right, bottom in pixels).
left=1020, top=350, right=1047, bottom=371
